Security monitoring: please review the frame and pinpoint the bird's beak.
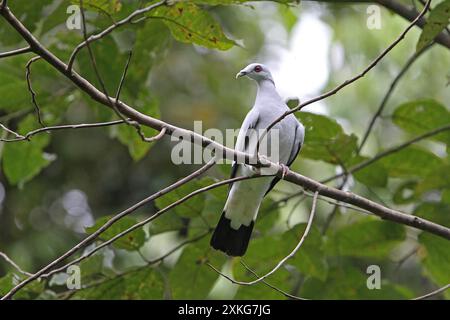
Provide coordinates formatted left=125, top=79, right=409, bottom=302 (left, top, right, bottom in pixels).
left=235, top=70, right=247, bottom=79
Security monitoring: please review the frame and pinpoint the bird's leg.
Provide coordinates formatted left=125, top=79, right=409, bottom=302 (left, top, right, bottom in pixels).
left=278, top=163, right=290, bottom=180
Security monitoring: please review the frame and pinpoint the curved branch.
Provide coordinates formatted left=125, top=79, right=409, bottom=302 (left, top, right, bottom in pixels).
left=0, top=46, right=30, bottom=59
left=412, top=284, right=450, bottom=300
left=0, top=120, right=126, bottom=142
left=207, top=191, right=319, bottom=286
left=0, top=158, right=217, bottom=300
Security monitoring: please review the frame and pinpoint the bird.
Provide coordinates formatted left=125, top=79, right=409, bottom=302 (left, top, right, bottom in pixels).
left=210, top=63, right=305, bottom=256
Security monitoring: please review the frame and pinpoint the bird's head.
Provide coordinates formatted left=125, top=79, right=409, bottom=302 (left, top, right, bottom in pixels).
left=236, top=63, right=274, bottom=84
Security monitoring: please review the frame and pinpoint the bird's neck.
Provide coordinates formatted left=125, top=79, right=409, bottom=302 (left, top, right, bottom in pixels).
left=255, top=79, right=282, bottom=107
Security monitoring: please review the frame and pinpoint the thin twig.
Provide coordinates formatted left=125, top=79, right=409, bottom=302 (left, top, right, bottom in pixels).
left=66, top=0, right=166, bottom=72
left=25, top=56, right=45, bottom=127
left=40, top=173, right=261, bottom=280
left=412, top=284, right=450, bottom=300
left=115, top=51, right=132, bottom=103
left=1, top=158, right=217, bottom=300
left=0, top=120, right=126, bottom=142
left=208, top=191, right=319, bottom=286
left=262, top=0, right=432, bottom=141
left=0, top=123, right=25, bottom=140
left=358, top=44, right=432, bottom=152
left=322, top=123, right=450, bottom=184
left=0, top=252, right=33, bottom=277
left=240, top=261, right=307, bottom=300
left=79, top=1, right=162, bottom=144
left=0, top=46, right=30, bottom=59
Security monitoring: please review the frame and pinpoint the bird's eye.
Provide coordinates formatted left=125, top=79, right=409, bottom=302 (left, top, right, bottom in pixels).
left=254, top=65, right=262, bottom=72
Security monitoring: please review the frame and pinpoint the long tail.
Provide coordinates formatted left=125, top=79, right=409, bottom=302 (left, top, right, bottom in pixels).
left=210, top=211, right=254, bottom=257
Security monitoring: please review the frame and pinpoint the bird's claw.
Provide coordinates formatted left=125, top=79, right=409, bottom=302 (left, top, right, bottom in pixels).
left=279, top=163, right=290, bottom=180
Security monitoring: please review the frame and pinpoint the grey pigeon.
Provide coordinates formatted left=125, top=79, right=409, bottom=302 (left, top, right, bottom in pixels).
left=210, top=63, right=305, bottom=256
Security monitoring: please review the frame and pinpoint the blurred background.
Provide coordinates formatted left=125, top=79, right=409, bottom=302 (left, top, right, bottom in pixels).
left=0, top=0, right=449, bottom=299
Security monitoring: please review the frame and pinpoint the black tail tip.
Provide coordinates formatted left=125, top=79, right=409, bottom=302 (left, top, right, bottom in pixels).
left=210, top=212, right=254, bottom=257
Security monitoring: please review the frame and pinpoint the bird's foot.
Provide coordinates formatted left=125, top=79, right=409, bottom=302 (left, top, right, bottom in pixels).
left=278, top=163, right=290, bottom=180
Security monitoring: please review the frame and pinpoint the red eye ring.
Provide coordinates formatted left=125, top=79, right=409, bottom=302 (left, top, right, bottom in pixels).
left=254, top=65, right=262, bottom=72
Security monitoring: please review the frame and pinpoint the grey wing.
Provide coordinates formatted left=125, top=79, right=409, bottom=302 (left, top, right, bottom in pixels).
left=228, top=110, right=261, bottom=189
left=264, top=121, right=304, bottom=196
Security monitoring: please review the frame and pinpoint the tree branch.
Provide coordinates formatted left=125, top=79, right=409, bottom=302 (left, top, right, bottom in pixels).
left=263, top=0, right=432, bottom=135
left=358, top=44, right=432, bottom=152
left=322, top=123, right=450, bottom=184
left=375, top=0, right=450, bottom=49
left=412, top=284, right=450, bottom=300
left=0, top=158, right=217, bottom=300
left=0, top=252, right=32, bottom=277
left=25, top=56, right=45, bottom=127
left=0, top=120, right=126, bottom=142
left=66, top=0, right=167, bottom=72
left=0, top=46, right=30, bottom=59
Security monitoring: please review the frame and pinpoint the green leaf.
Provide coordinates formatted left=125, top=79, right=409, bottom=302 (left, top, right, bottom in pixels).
left=2, top=116, right=54, bottom=187
left=0, top=0, right=54, bottom=46
left=350, top=155, right=388, bottom=187
left=418, top=233, right=450, bottom=286
left=73, top=0, right=123, bottom=15
left=414, top=202, right=450, bottom=229
left=85, top=216, right=146, bottom=251
left=392, top=99, right=450, bottom=145
left=379, top=146, right=443, bottom=178
left=169, top=237, right=226, bottom=299
left=414, top=203, right=450, bottom=289
left=73, top=267, right=164, bottom=299
left=150, top=2, right=236, bottom=50
left=325, top=218, right=406, bottom=258
left=0, top=273, right=45, bottom=300
left=155, top=177, right=218, bottom=219
left=416, top=164, right=450, bottom=195
left=290, top=224, right=328, bottom=281
left=297, top=112, right=358, bottom=165
left=417, top=0, right=450, bottom=51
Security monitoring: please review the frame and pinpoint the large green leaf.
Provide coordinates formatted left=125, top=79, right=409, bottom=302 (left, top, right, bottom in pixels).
left=349, top=155, right=388, bottom=187
left=149, top=2, right=236, bottom=50
left=85, top=216, right=146, bottom=251
left=392, top=99, right=450, bottom=145
left=2, top=116, right=54, bottom=187
left=379, top=146, right=443, bottom=178
left=325, top=218, right=406, bottom=258
left=155, top=177, right=217, bottom=219
left=414, top=203, right=450, bottom=287
left=297, top=112, right=358, bottom=165
left=169, top=237, right=226, bottom=299
left=290, top=224, right=328, bottom=281
left=72, top=267, right=165, bottom=299
left=0, top=0, right=54, bottom=46
left=417, top=0, right=450, bottom=51
left=0, top=273, right=45, bottom=300
left=416, top=164, right=450, bottom=195
left=74, top=0, right=123, bottom=15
